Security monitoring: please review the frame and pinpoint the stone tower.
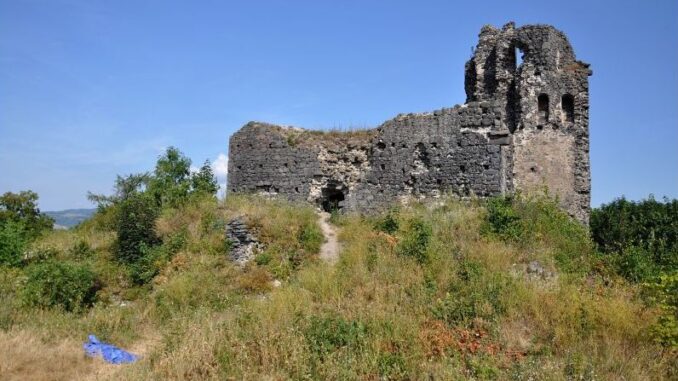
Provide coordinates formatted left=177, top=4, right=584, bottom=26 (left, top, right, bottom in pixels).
left=227, top=22, right=592, bottom=223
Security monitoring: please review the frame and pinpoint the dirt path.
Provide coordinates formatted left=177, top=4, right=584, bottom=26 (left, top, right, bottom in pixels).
left=318, top=212, right=339, bottom=263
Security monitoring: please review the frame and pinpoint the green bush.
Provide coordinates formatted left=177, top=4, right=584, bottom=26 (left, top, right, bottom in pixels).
left=21, top=260, right=98, bottom=312
left=483, top=195, right=592, bottom=274
left=304, top=314, right=368, bottom=356
left=591, top=196, right=678, bottom=281
left=591, top=196, right=678, bottom=255
left=517, top=196, right=592, bottom=273
left=129, top=232, right=186, bottom=285
left=374, top=210, right=399, bottom=234
left=610, top=246, right=657, bottom=283
left=483, top=196, right=522, bottom=240
left=0, top=190, right=53, bottom=239
left=0, top=221, right=27, bottom=267
left=128, top=244, right=167, bottom=285
left=116, top=193, right=160, bottom=264
left=396, top=218, right=432, bottom=264
left=646, top=272, right=678, bottom=349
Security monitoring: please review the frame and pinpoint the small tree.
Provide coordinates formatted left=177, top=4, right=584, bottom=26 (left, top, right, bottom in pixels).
left=87, top=173, right=150, bottom=210
left=191, top=160, right=219, bottom=196
left=147, top=147, right=192, bottom=207
left=0, top=191, right=53, bottom=238
left=0, top=220, right=27, bottom=267
left=116, top=193, right=160, bottom=263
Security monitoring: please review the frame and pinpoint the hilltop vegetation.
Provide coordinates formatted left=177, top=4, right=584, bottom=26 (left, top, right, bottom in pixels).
left=0, top=149, right=676, bottom=380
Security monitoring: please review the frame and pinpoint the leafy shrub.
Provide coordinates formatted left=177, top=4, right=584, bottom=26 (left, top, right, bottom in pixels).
left=483, top=195, right=592, bottom=274
left=645, top=272, right=678, bottom=349
left=21, top=260, right=98, bottom=312
left=591, top=196, right=678, bottom=281
left=129, top=231, right=186, bottom=285
left=396, top=218, right=432, bottom=264
left=591, top=196, right=678, bottom=255
left=0, top=221, right=27, bottom=267
left=128, top=244, right=167, bottom=285
left=517, top=196, right=592, bottom=273
left=304, top=314, right=368, bottom=356
left=375, top=210, right=399, bottom=234
left=483, top=196, right=522, bottom=240
left=116, top=193, right=160, bottom=264
left=610, top=246, right=657, bottom=283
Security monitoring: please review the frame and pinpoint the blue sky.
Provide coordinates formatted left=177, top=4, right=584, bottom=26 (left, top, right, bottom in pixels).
left=1, top=0, right=676, bottom=211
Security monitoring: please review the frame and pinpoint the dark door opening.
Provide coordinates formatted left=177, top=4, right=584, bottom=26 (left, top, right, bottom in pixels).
left=320, top=183, right=346, bottom=212
left=561, top=94, right=575, bottom=123
left=538, top=93, right=549, bottom=126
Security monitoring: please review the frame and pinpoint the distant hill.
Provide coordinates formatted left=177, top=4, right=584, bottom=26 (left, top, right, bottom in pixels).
left=45, top=208, right=96, bottom=229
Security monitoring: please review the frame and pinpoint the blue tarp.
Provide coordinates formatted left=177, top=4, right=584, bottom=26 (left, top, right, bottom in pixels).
left=83, top=335, right=138, bottom=364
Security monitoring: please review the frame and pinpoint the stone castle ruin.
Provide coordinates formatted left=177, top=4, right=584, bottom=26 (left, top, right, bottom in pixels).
left=227, top=22, right=592, bottom=222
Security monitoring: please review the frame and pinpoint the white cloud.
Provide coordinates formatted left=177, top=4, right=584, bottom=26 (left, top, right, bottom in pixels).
left=212, top=153, right=229, bottom=200
left=212, top=153, right=228, bottom=181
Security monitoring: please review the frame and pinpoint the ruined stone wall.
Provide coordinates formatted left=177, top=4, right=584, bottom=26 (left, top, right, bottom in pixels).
left=228, top=102, right=511, bottom=213
left=346, top=103, right=510, bottom=211
left=227, top=22, right=592, bottom=222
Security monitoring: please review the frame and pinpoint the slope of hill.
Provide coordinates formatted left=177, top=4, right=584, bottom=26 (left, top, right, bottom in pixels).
left=0, top=195, right=675, bottom=380
left=45, top=208, right=96, bottom=229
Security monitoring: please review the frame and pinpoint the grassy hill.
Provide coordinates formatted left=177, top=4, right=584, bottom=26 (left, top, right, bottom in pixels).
left=0, top=195, right=676, bottom=380
left=45, top=208, right=96, bottom=229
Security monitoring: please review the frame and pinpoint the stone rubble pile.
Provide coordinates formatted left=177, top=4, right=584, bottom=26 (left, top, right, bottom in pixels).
left=225, top=217, right=262, bottom=265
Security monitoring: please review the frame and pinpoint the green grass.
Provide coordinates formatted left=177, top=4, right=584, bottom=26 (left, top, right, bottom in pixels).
left=0, top=194, right=675, bottom=380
